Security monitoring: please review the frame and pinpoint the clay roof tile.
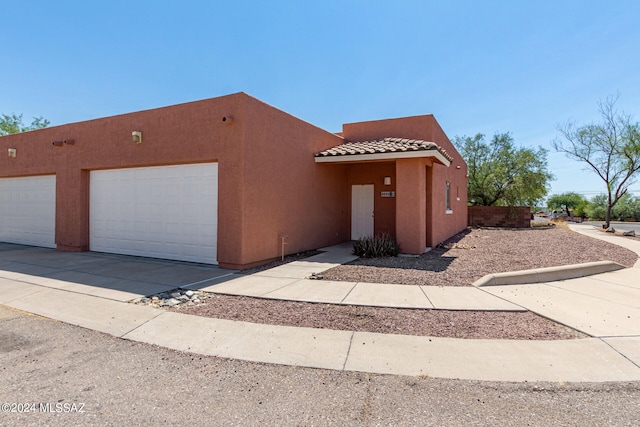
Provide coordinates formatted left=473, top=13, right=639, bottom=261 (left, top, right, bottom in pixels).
left=315, top=137, right=454, bottom=162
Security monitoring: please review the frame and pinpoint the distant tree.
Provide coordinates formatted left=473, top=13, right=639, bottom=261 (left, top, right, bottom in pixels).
left=553, top=94, right=640, bottom=228
left=614, top=193, right=640, bottom=220
left=0, top=113, right=50, bottom=136
left=573, top=198, right=591, bottom=218
left=586, top=193, right=640, bottom=221
left=585, top=194, right=608, bottom=220
left=454, top=132, right=553, bottom=206
left=547, top=192, right=588, bottom=217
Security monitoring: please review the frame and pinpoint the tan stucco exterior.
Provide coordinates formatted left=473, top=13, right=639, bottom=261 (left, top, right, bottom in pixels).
left=0, top=93, right=467, bottom=268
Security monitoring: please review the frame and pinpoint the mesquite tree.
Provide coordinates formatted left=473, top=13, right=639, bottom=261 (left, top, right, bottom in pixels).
left=454, top=132, right=552, bottom=206
left=553, top=95, right=640, bottom=228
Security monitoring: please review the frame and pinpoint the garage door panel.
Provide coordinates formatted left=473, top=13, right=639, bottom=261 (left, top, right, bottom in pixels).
left=0, top=176, right=56, bottom=248
left=199, top=226, right=217, bottom=238
left=90, top=163, right=218, bottom=264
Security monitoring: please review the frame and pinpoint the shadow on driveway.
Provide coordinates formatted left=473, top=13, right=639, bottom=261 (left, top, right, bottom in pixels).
left=0, top=243, right=239, bottom=301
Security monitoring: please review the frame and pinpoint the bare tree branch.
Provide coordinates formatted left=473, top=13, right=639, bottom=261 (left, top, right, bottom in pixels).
left=554, top=95, right=640, bottom=227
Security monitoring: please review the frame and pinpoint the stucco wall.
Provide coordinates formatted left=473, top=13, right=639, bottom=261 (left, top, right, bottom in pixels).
left=426, top=150, right=469, bottom=246
left=229, top=95, right=348, bottom=267
left=342, top=115, right=468, bottom=249
left=0, top=95, right=467, bottom=266
left=0, top=93, right=350, bottom=268
left=1, top=94, right=247, bottom=260
left=395, top=158, right=428, bottom=253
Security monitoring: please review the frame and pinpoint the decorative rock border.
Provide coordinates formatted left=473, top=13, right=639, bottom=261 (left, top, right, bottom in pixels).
left=131, top=288, right=210, bottom=307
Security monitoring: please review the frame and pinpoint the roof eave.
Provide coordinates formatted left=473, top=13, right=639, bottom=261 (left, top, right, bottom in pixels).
left=315, top=150, right=451, bottom=166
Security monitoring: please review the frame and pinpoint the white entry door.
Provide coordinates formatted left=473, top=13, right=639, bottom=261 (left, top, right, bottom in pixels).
left=90, top=163, right=218, bottom=264
left=351, top=184, right=374, bottom=240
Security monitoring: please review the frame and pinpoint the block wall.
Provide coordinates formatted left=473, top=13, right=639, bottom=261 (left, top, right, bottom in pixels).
left=468, top=206, right=531, bottom=228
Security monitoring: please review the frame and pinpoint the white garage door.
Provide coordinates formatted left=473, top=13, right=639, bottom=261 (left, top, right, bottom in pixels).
left=0, top=175, right=56, bottom=248
left=90, top=163, right=218, bottom=264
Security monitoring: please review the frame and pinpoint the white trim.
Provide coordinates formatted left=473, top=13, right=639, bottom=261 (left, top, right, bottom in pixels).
left=446, top=209, right=454, bottom=214
left=315, top=150, right=451, bottom=166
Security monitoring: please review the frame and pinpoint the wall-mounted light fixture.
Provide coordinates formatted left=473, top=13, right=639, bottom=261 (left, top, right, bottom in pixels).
left=383, top=176, right=391, bottom=186
left=8, top=148, right=16, bottom=158
left=52, top=140, right=63, bottom=146
left=222, top=115, right=233, bottom=124
left=64, top=139, right=75, bottom=145
left=132, top=131, right=142, bottom=144
left=456, top=165, right=461, bottom=169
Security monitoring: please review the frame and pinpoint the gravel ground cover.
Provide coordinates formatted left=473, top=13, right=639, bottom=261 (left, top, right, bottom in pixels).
left=172, top=294, right=585, bottom=340
left=164, top=225, right=634, bottom=340
left=322, top=225, right=638, bottom=286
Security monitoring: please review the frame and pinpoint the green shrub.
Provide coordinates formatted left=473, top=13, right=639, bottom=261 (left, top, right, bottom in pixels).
left=586, top=193, right=640, bottom=221
left=353, top=233, right=399, bottom=258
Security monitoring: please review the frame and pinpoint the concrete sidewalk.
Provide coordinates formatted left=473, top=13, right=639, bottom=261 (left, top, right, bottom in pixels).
left=481, top=267, right=640, bottom=337
left=1, top=231, right=640, bottom=382
left=476, top=223, right=640, bottom=338
left=194, top=243, right=523, bottom=311
left=568, top=222, right=640, bottom=268
left=2, top=279, right=639, bottom=382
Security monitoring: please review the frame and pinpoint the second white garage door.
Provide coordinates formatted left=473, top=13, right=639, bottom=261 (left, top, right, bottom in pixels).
left=90, top=163, right=218, bottom=264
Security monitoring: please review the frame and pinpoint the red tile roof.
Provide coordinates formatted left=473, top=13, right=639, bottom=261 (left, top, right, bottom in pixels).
left=315, top=137, right=453, bottom=162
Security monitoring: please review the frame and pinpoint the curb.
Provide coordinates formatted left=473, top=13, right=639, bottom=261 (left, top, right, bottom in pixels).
left=473, top=261, right=625, bottom=287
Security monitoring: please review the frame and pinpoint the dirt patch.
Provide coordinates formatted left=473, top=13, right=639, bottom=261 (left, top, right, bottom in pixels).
left=321, top=226, right=638, bottom=286
left=171, top=294, right=585, bottom=340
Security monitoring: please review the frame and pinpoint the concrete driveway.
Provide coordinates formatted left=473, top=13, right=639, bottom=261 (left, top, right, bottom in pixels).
left=0, top=242, right=236, bottom=302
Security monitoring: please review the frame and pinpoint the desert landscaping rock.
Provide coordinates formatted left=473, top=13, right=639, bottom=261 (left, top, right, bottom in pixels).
left=170, top=294, right=586, bottom=340
left=322, top=226, right=638, bottom=286
left=132, top=288, right=210, bottom=308
left=139, top=226, right=634, bottom=341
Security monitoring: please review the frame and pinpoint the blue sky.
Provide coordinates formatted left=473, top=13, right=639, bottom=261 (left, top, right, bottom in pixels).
left=2, top=1, right=640, bottom=199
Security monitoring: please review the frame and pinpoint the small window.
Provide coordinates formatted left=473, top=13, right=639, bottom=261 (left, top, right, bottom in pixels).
left=446, top=181, right=452, bottom=214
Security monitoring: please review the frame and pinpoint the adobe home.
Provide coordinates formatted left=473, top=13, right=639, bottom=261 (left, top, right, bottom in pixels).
left=0, top=92, right=468, bottom=269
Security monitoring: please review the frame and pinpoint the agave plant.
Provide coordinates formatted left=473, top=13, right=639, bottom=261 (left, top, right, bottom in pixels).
left=353, top=233, right=399, bottom=258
